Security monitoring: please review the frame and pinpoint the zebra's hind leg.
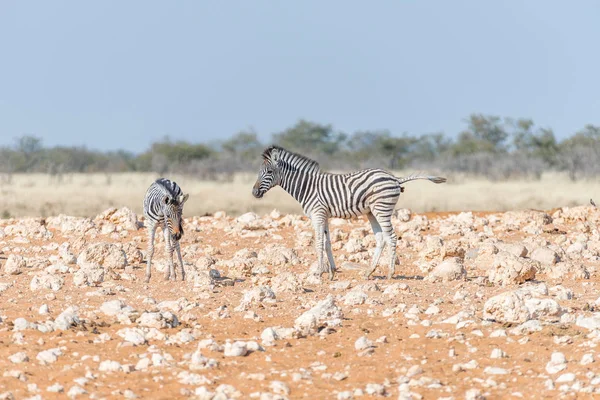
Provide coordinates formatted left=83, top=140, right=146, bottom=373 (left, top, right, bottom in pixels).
left=374, top=209, right=398, bottom=280
left=145, top=222, right=158, bottom=283
left=363, top=212, right=386, bottom=279
left=163, top=227, right=175, bottom=281
left=324, top=222, right=336, bottom=280
left=311, top=215, right=329, bottom=279
left=175, top=241, right=185, bottom=281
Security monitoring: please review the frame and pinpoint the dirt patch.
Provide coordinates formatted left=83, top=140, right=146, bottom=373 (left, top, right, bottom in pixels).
left=1, top=206, right=600, bottom=398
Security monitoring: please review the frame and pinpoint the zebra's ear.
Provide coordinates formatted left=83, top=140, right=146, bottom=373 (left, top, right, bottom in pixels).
left=180, top=193, right=189, bottom=205
left=271, top=148, right=280, bottom=163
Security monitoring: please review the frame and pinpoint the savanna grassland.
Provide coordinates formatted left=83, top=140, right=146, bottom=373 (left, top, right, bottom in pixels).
left=0, top=172, right=599, bottom=219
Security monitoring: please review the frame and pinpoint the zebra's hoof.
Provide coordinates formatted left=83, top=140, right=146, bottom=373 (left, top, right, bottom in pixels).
left=144, top=276, right=151, bottom=283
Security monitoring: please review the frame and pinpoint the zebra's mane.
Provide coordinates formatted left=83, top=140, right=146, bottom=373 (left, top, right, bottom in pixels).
left=155, top=178, right=182, bottom=200
left=262, top=145, right=321, bottom=172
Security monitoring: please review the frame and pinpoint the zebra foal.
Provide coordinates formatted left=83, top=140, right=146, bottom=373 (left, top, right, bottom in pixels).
left=143, top=178, right=189, bottom=282
left=252, top=146, right=446, bottom=280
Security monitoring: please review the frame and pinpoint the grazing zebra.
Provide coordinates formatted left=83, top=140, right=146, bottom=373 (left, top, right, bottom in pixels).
left=143, top=178, right=189, bottom=282
left=252, top=146, right=446, bottom=280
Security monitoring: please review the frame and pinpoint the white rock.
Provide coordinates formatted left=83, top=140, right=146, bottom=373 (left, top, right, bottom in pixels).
left=269, top=381, right=290, bottom=395
left=509, top=320, right=543, bottom=335
left=3, top=254, right=26, bottom=275
left=30, top=273, right=64, bottom=292
left=581, top=353, right=594, bottom=365
left=365, top=383, right=385, bottom=395
left=487, top=251, right=536, bottom=286
left=270, top=272, right=304, bottom=293
left=425, top=258, right=466, bottom=282
left=98, top=360, right=122, bottom=372
left=53, top=307, right=79, bottom=330
left=261, top=327, right=295, bottom=345
left=77, top=242, right=127, bottom=270
left=13, top=318, right=34, bottom=331
left=116, top=328, right=147, bottom=346
left=9, top=352, right=29, bottom=364
left=36, top=348, right=62, bottom=364
left=490, top=348, right=507, bottom=359
left=67, top=385, right=87, bottom=398
left=549, top=285, right=573, bottom=300
left=294, top=295, right=343, bottom=336
left=524, top=298, right=563, bottom=320
left=465, top=388, right=485, bottom=400
left=354, top=336, right=374, bottom=351
left=224, top=341, right=248, bottom=357
left=73, top=266, right=104, bottom=287
left=135, top=358, right=150, bottom=371
left=343, top=290, right=368, bottom=306
left=530, top=247, right=559, bottom=265
left=483, top=291, right=531, bottom=324
left=555, top=373, right=575, bottom=383
left=136, top=312, right=178, bottom=329
left=576, top=313, right=600, bottom=330
left=38, top=304, right=49, bottom=315
left=235, top=286, right=276, bottom=311
left=484, top=366, right=508, bottom=375
left=46, top=384, right=64, bottom=393
left=546, top=352, right=567, bottom=374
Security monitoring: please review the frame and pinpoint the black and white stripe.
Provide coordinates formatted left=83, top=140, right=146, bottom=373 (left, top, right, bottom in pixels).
left=143, top=178, right=189, bottom=282
left=252, top=146, right=446, bottom=280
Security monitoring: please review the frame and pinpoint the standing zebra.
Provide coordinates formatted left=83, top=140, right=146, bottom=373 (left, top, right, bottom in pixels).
left=252, top=146, right=446, bottom=280
left=143, top=178, right=189, bottom=282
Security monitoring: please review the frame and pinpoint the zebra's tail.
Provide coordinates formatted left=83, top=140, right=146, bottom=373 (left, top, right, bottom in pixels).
left=396, top=174, right=447, bottom=185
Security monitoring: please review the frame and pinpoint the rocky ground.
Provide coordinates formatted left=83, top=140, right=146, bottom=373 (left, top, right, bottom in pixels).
left=1, top=206, right=600, bottom=399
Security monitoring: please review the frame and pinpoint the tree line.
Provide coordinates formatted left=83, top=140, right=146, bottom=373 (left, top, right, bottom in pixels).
left=1, top=114, right=599, bottom=182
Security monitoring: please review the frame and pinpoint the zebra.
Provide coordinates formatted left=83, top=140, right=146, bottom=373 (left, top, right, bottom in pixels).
left=252, top=145, right=446, bottom=280
left=143, top=178, right=189, bottom=282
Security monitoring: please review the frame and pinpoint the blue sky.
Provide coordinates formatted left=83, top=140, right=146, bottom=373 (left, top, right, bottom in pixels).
left=0, top=1, right=598, bottom=152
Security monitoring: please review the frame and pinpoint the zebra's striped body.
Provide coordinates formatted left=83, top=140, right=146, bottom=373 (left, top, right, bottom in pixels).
left=143, top=178, right=189, bottom=282
left=252, top=146, right=446, bottom=280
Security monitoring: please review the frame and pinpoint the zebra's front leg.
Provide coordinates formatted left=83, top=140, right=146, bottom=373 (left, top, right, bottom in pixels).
left=324, top=224, right=336, bottom=280
left=311, top=216, right=328, bottom=279
left=145, top=222, right=158, bottom=283
left=175, top=241, right=185, bottom=281
left=163, top=227, right=175, bottom=281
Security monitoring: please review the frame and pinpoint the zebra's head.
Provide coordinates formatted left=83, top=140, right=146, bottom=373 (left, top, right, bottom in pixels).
left=252, top=146, right=281, bottom=199
left=162, top=193, right=189, bottom=241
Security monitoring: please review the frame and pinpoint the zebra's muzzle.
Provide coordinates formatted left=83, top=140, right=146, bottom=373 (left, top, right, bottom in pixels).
left=172, top=232, right=182, bottom=241
left=252, top=188, right=263, bottom=199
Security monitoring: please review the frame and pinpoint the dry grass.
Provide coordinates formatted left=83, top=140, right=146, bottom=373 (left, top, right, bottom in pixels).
left=0, top=171, right=598, bottom=218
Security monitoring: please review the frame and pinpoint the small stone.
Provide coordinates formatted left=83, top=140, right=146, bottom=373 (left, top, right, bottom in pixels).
left=490, top=348, right=507, bottom=359
left=269, top=381, right=290, bottom=395
left=581, top=353, right=594, bottom=365
left=555, top=373, right=575, bottom=383
left=46, top=384, right=64, bottom=393
left=484, top=367, right=508, bottom=375
left=99, top=360, right=122, bottom=372
left=224, top=341, right=248, bottom=357
left=67, top=385, right=87, bottom=398
left=36, top=348, right=62, bottom=365
left=546, top=352, right=567, bottom=374
left=9, top=352, right=29, bottom=364
left=354, top=336, right=373, bottom=351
